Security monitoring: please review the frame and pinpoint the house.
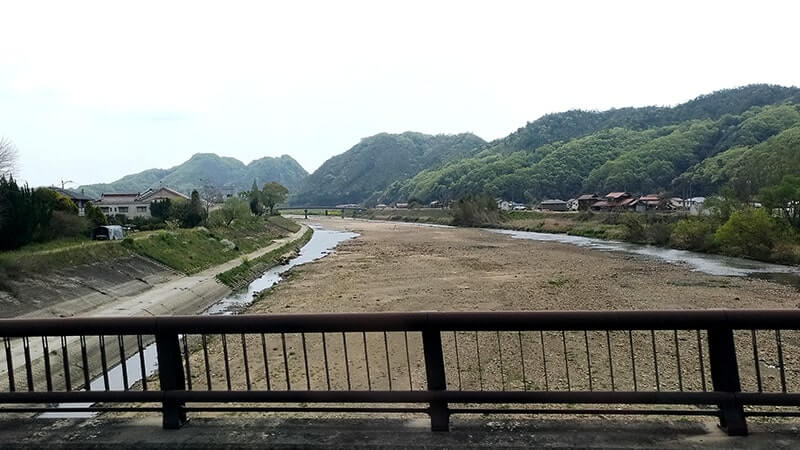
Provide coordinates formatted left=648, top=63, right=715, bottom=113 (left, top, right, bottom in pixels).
left=591, top=192, right=635, bottom=211
left=576, top=194, right=600, bottom=211
left=48, top=187, right=96, bottom=216
left=95, top=187, right=190, bottom=220
left=539, top=199, right=568, bottom=211
left=687, top=197, right=708, bottom=215
left=497, top=200, right=512, bottom=211
left=633, top=194, right=661, bottom=212
left=395, top=202, right=409, bottom=209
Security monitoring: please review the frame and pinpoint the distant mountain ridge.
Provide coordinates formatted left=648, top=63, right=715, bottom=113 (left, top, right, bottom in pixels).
left=289, top=132, right=486, bottom=206
left=79, top=153, right=308, bottom=199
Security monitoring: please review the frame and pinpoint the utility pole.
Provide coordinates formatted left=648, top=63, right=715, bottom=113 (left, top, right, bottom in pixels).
left=60, top=179, right=74, bottom=189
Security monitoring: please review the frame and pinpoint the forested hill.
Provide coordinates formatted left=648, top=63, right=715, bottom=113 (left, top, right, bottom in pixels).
left=289, top=132, right=486, bottom=206
left=79, top=153, right=308, bottom=198
left=378, top=84, right=800, bottom=204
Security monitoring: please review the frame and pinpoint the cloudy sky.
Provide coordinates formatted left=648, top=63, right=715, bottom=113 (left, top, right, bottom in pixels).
left=1, top=0, right=798, bottom=187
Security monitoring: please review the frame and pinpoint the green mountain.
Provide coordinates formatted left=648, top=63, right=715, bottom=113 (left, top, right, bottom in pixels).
left=79, top=153, right=308, bottom=199
left=289, top=132, right=486, bottom=206
left=378, top=85, right=800, bottom=204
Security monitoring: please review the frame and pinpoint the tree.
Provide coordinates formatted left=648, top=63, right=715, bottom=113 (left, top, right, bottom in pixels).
left=85, top=202, right=107, bottom=227
left=249, top=180, right=263, bottom=215
left=217, top=197, right=249, bottom=226
left=0, top=138, right=17, bottom=177
left=759, top=175, right=800, bottom=229
left=261, top=182, right=288, bottom=215
left=714, top=207, right=778, bottom=260
left=182, top=190, right=207, bottom=228
left=150, top=198, right=172, bottom=222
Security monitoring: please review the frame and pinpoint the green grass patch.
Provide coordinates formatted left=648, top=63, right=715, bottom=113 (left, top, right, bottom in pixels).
left=216, top=227, right=313, bottom=288
left=0, top=240, right=133, bottom=278
left=267, top=215, right=302, bottom=233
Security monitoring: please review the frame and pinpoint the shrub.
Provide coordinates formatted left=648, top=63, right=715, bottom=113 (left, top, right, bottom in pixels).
left=452, top=195, right=501, bottom=226
left=714, top=208, right=778, bottom=260
left=670, top=218, right=717, bottom=251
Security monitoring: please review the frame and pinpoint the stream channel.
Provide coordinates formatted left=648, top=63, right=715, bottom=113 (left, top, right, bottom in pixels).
left=40, top=224, right=358, bottom=418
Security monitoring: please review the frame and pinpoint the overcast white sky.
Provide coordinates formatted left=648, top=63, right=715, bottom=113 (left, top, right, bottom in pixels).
left=1, top=0, right=798, bottom=187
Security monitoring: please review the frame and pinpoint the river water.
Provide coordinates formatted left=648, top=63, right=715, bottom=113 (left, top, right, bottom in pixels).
left=490, top=228, right=800, bottom=284
left=40, top=224, right=357, bottom=418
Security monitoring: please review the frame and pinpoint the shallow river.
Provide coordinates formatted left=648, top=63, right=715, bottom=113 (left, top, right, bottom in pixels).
left=40, top=224, right=357, bottom=418
left=489, top=228, right=800, bottom=286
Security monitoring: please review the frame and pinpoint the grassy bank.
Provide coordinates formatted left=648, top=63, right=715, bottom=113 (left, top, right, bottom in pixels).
left=123, top=217, right=294, bottom=275
left=216, top=227, right=313, bottom=288
left=0, top=240, right=134, bottom=280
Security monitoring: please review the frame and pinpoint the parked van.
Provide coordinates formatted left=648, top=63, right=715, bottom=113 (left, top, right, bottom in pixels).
left=92, top=225, right=125, bottom=241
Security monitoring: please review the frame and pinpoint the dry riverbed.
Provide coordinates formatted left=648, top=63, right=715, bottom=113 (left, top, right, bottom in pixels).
left=149, top=217, right=800, bottom=429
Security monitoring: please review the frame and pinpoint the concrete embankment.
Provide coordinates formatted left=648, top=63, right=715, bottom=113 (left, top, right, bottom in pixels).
left=0, top=225, right=310, bottom=394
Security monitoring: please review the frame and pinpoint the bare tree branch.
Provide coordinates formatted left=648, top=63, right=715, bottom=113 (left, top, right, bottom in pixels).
left=0, top=137, right=18, bottom=177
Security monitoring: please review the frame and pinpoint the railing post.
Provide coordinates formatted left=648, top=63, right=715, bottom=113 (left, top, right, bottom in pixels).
left=155, top=332, right=187, bottom=429
left=707, top=327, right=747, bottom=436
left=422, top=329, right=450, bottom=431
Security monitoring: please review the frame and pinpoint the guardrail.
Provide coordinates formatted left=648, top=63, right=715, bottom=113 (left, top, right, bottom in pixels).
left=1, top=310, right=800, bottom=435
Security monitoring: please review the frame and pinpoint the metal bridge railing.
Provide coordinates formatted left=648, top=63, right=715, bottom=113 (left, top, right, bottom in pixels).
left=2, top=310, right=800, bottom=435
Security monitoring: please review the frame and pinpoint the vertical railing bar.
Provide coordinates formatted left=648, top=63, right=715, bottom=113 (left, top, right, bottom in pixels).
left=452, top=331, right=463, bottom=391
left=260, top=333, right=271, bottom=391
left=201, top=334, right=211, bottom=391
left=80, top=335, right=90, bottom=391
left=751, top=330, right=762, bottom=393
left=4, top=337, right=15, bottom=392
left=628, top=330, right=637, bottom=392
left=99, top=335, right=109, bottom=391
left=776, top=329, right=787, bottom=394
left=404, top=331, right=412, bottom=391
left=517, top=331, right=527, bottom=391
left=475, top=331, right=483, bottom=391
left=584, top=331, right=592, bottom=392
left=241, top=334, right=251, bottom=391
left=281, top=332, right=291, bottom=391
left=321, top=333, right=331, bottom=391
left=60, top=336, right=71, bottom=392
left=540, top=331, right=549, bottom=391
left=561, top=331, right=571, bottom=391
left=118, top=335, right=129, bottom=391
left=222, top=334, right=232, bottom=391
left=674, top=330, right=683, bottom=391
left=41, top=336, right=53, bottom=392
left=650, top=330, right=660, bottom=392
left=696, top=330, right=706, bottom=392
left=383, top=332, right=392, bottom=391
left=137, top=335, right=148, bottom=391
left=181, top=334, right=191, bottom=391
left=362, top=331, right=372, bottom=391
left=301, top=333, right=311, bottom=391
left=496, top=331, right=506, bottom=391
left=23, top=337, right=34, bottom=392
left=606, top=331, right=615, bottom=392
left=342, top=332, right=351, bottom=390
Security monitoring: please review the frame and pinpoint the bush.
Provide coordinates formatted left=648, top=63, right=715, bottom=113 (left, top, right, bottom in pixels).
left=452, top=195, right=501, bottom=226
left=670, top=218, right=717, bottom=251
left=620, top=213, right=646, bottom=242
left=714, top=207, right=778, bottom=260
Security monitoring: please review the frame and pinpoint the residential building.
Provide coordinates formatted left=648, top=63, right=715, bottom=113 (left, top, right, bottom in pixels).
left=48, top=187, right=96, bottom=216
left=591, top=192, right=635, bottom=211
left=633, top=194, right=661, bottom=212
left=539, top=199, right=568, bottom=211
left=95, top=187, right=190, bottom=220
left=576, top=194, right=600, bottom=211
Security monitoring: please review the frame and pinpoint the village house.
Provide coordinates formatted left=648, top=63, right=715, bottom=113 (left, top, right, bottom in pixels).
left=590, top=192, right=635, bottom=211
left=95, top=187, right=190, bottom=220
left=538, top=199, right=568, bottom=211
left=576, top=193, right=600, bottom=211
left=632, top=194, right=661, bottom=212
left=48, top=187, right=96, bottom=216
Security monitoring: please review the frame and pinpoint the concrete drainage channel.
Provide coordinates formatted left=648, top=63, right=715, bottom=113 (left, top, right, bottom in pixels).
left=39, top=224, right=358, bottom=419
